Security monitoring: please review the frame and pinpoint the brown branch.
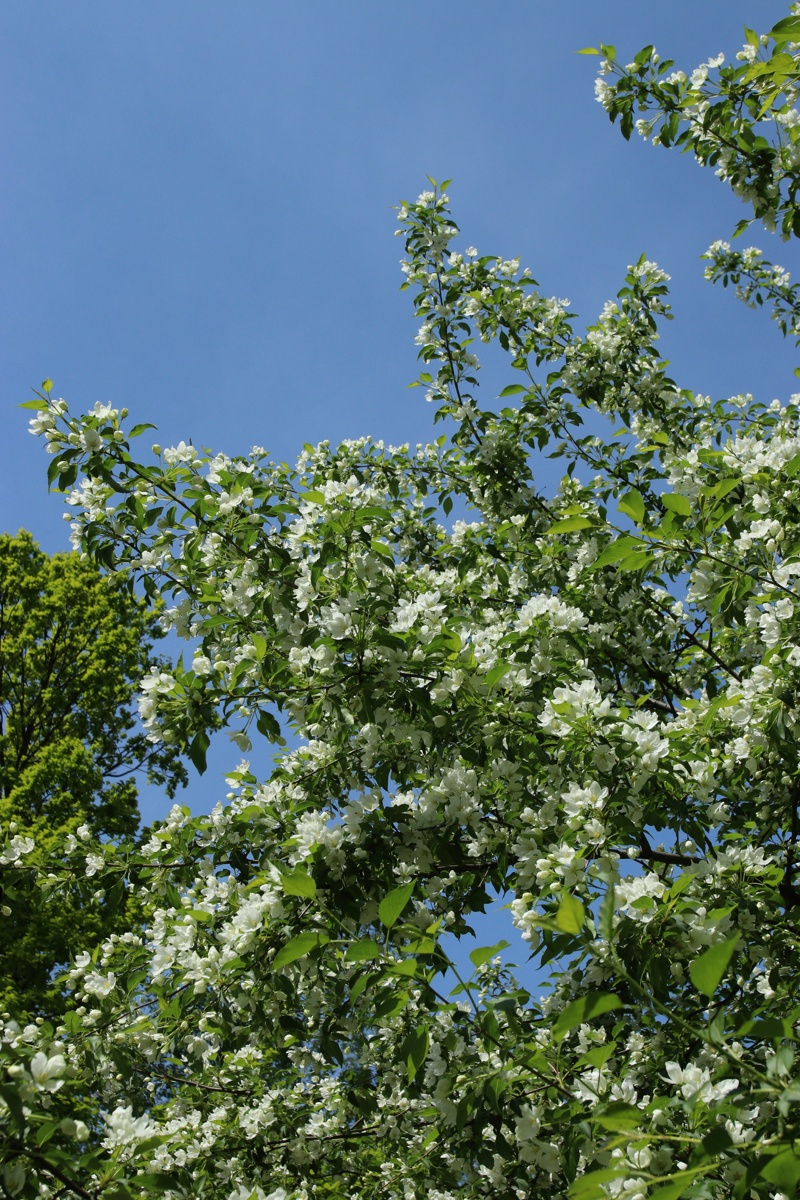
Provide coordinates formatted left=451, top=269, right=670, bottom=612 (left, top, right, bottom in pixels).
left=12, top=1141, right=98, bottom=1200
left=637, top=834, right=700, bottom=867
left=131, top=1062, right=252, bottom=1098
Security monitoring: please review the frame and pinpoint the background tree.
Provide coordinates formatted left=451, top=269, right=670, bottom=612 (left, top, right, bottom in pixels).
left=0, top=530, right=186, bottom=1020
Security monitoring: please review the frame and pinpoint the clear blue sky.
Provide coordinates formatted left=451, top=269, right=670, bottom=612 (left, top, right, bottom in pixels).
left=2, top=2, right=797, bottom=980
left=3, top=2, right=795, bottom=562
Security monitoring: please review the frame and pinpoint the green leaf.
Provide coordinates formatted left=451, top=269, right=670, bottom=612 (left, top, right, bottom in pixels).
left=771, top=16, right=800, bottom=42
left=469, top=940, right=511, bottom=969
left=590, top=536, right=641, bottom=570
left=599, top=885, right=615, bottom=941
left=618, top=490, right=646, bottom=525
left=35, top=1119, right=62, bottom=1146
left=187, top=730, right=209, bottom=775
left=784, top=451, right=800, bottom=477
left=105, top=1185, right=137, bottom=1200
left=0, top=1083, right=26, bottom=1133
left=647, top=1183, right=693, bottom=1200
left=378, top=882, right=415, bottom=929
left=440, top=627, right=462, bottom=655
left=349, top=971, right=373, bottom=1002
left=407, top=935, right=435, bottom=955
left=129, top=422, right=157, bottom=438
left=273, top=930, right=330, bottom=970
left=42, top=378, right=53, bottom=393
left=661, top=492, right=692, bottom=516
left=499, top=383, right=526, bottom=397
left=19, top=398, right=49, bottom=410
left=402, top=1026, right=430, bottom=1082
left=256, top=709, right=282, bottom=741
left=577, top=46, right=600, bottom=55
left=556, top=893, right=585, bottom=934
left=688, top=933, right=740, bottom=997
left=353, top=505, right=391, bottom=522
left=454, top=1095, right=471, bottom=1133
left=668, top=872, right=695, bottom=901
left=484, top=1073, right=507, bottom=1112
left=593, top=1101, right=643, bottom=1131
left=701, top=1126, right=733, bottom=1157
left=760, top=1147, right=800, bottom=1191
left=615, top=550, right=651, bottom=573
left=420, top=1126, right=439, bottom=1148
left=548, top=516, right=594, bottom=533
left=485, top=660, right=511, bottom=687
left=569, top=1167, right=625, bottom=1199
left=280, top=870, right=316, bottom=899
left=374, top=988, right=410, bottom=1023
left=345, top=940, right=383, bottom=961
left=706, top=476, right=740, bottom=499
left=131, top=1175, right=178, bottom=1193
left=387, top=957, right=418, bottom=976
left=745, top=1017, right=793, bottom=1041
left=580, top=1043, right=616, bottom=1068
left=554, top=991, right=622, bottom=1042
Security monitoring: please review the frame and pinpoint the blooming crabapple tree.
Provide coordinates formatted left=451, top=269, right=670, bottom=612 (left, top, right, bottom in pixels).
left=6, top=9, right=800, bottom=1200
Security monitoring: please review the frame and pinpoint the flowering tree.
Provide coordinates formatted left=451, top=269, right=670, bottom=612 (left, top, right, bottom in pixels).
left=5, top=7, right=800, bottom=1200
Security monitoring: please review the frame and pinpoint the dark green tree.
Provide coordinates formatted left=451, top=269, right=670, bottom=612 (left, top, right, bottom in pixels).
left=0, top=530, right=186, bottom=1019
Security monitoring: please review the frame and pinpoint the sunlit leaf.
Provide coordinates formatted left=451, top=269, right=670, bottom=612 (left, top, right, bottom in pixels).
left=402, top=1026, right=430, bottom=1082
left=554, top=991, right=622, bottom=1042
left=618, top=490, right=646, bottom=525
left=760, top=1147, right=800, bottom=1191
left=273, top=931, right=330, bottom=971
left=593, top=1101, right=643, bottom=1131
left=548, top=515, right=594, bottom=533
left=469, top=940, right=510, bottom=969
left=485, top=660, right=511, bottom=687
left=590, top=536, right=641, bottom=570
left=345, top=940, right=383, bottom=962
left=378, top=883, right=415, bottom=929
left=689, top=934, right=740, bottom=997
left=660, top=492, right=691, bottom=516
left=280, top=870, right=316, bottom=899
left=556, top=893, right=585, bottom=934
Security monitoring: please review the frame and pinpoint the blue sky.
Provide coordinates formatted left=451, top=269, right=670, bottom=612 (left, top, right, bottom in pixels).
left=4, top=0, right=796, bottom=553
left=2, top=2, right=798, bottom=983
left=3, top=2, right=796, bottom=562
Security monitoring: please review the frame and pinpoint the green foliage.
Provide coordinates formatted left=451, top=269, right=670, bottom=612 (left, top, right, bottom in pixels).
left=0, top=531, right=186, bottom=1019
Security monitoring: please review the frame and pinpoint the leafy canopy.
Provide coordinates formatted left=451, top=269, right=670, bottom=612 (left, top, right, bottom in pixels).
left=0, top=531, right=186, bottom=1019
left=5, top=7, right=800, bottom=1200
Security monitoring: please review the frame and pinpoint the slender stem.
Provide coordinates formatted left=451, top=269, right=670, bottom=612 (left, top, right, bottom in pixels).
left=12, top=1142, right=98, bottom=1200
